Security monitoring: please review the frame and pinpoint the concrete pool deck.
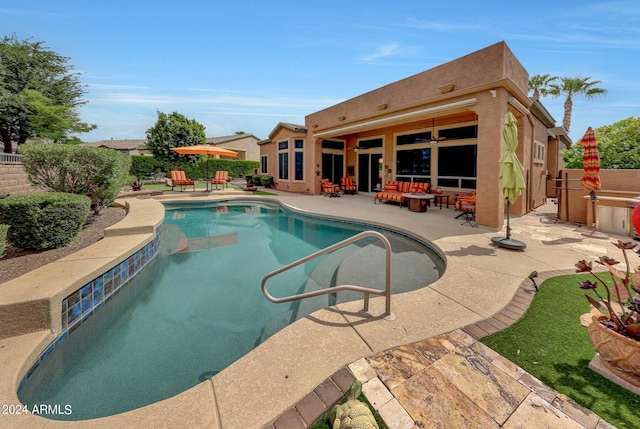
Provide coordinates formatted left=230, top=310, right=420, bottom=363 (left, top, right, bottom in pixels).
left=0, top=189, right=629, bottom=428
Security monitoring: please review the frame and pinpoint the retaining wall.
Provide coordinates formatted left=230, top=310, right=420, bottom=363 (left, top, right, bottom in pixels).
left=0, top=164, right=36, bottom=196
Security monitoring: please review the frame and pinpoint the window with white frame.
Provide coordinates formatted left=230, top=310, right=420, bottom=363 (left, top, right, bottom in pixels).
left=534, top=141, right=545, bottom=164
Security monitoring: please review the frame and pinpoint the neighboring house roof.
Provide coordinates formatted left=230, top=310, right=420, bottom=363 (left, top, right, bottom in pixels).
left=83, top=139, right=147, bottom=151
left=265, top=122, right=307, bottom=142
left=206, top=134, right=260, bottom=145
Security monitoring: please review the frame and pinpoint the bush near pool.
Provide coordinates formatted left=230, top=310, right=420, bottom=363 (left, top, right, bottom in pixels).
left=0, top=192, right=91, bottom=250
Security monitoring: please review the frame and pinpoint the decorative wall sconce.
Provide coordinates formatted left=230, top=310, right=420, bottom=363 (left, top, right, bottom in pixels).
left=315, top=164, right=320, bottom=176
left=490, top=89, right=497, bottom=98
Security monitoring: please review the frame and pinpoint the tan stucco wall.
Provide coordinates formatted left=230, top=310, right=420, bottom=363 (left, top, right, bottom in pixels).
left=217, top=136, right=261, bottom=161
left=262, top=127, right=310, bottom=193
left=260, top=42, right=565, bottom=230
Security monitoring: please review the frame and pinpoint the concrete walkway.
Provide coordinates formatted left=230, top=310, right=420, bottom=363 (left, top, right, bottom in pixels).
left=0, top=189, right=632, bottom=428
left=254, top=192, right=625, bottom=429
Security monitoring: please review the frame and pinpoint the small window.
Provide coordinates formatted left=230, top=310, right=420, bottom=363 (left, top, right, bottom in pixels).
left=358, top=138, right=383, bottom=149
left=278, top=141, right=288, bottom=150
left=294, top=139, right=304, bottom=149
left=439, top=125, right=478, bottom=140
left=396, top=132, right=431, bottom=146
left=322, top=140, right=345, bottom=150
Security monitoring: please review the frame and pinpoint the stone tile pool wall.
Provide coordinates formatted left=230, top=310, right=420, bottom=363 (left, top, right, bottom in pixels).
left=17, top=227, right=163, bottom=392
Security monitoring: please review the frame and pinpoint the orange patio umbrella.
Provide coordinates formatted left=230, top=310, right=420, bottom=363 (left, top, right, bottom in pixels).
left=171, top=145, right=238, bottom=180
left=171, top=145, right=239, bottom=158
left=579, top=127, right=601, bottom=229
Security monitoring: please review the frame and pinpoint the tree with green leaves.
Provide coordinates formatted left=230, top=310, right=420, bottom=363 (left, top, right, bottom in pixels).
left=0, top=35, right=96, bottom=153
left=528, top=74, right=557, bottom=101
left=145, top=111, right=206, bottom=165
left=549, top=76, right=607, bottom=133
left=561, top=116, right=640, bottom=169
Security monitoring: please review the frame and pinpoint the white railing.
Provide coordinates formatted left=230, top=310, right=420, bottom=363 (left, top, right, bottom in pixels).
left=0, top=153, right=22, bottom=164
left=261, top=230, right=395, bottom=321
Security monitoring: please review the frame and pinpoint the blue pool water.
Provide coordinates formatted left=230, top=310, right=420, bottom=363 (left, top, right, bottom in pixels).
left=18, top=201, right=444, bottom=420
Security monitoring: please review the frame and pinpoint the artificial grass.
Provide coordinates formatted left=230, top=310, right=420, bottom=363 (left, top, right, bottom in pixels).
left=481, top=274, right=640, bottom=428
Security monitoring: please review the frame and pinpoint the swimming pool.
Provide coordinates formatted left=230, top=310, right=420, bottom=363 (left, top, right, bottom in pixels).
left=18, top=200, right=444, bottom=420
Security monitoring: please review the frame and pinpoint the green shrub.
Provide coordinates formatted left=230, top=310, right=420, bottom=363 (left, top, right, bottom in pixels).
left=260, top=175, right=274, bottom=187
left=252, top=174, right=264, bottom=186
left=19, top=144, right=131, bottom=214
left=180, top=159, right=259, bottom=180
left=130, top=155, right=160, bottom=179
left=0, top=224, right=9, bottom=258
left=0, top=193, right=91, bottom=250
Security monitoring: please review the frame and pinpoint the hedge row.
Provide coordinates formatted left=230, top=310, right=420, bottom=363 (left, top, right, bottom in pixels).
left=129, top=155, right=259, bottom=181
left=0, top=192, right=91, bottom=250
left=0, top=224, right=8, bottom=257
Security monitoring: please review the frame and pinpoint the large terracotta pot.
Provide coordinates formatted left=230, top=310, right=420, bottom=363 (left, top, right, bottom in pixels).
left=588, top=315, right=640, bottom=387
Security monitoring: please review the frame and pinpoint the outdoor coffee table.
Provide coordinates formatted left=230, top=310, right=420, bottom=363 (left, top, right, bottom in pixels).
left=402, top=193, right=434, bottom=212
left=433, top=194, right=449, bottom=209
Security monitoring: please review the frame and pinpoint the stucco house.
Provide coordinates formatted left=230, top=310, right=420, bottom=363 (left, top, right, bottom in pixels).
left=206, top=133, right=261, bottom=161
left=258, top=41, right=571, bottom=229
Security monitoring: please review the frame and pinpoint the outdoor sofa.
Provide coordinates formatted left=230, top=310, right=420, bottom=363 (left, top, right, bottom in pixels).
left=374, top=181, right=430, bottom=207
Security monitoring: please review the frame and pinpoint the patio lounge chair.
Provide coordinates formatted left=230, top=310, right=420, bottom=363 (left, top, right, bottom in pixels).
left=170, top=170, right=195, bottom=191
left=211, top=171, right=229, bottom=189
left=321, top=178, right=341, bottom=197
left=340, top=177, right=357, bottom=194
left=454, top=191, right=476, bottom=224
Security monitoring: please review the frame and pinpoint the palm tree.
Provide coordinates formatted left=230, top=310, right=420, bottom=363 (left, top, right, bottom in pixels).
left=549, top=76, right=607, bottom=132
left=528, top=74, right=558, bottom=101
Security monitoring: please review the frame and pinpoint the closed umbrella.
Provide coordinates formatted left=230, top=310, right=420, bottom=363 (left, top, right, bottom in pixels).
left=579, top=127, right=601, bottom=229
left=491, top=112, right=526, bottom=250
left=171, top=145, right=238, bottom=180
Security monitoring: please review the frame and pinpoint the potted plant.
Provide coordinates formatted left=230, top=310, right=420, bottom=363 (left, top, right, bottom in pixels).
left=576, top=239, right=640, bottom=385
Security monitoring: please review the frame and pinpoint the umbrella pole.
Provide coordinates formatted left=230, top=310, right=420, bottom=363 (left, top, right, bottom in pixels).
left=506, top=199, right=511, bottom=239
left=590, top=190, right=597, bottom=229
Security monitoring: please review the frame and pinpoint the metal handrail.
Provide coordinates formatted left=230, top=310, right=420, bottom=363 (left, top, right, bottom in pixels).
left=261, top=230, right=395, bottom=321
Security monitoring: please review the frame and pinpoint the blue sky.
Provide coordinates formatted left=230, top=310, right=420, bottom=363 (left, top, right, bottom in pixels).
left=3, top=0, right=639, bottom=143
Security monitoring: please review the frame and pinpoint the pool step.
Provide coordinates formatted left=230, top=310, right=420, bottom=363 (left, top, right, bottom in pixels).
left=292, top=244, right=360, bottom=319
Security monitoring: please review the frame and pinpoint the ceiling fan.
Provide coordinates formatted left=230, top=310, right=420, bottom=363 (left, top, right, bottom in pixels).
left=416, top=119, right=447, bottom=145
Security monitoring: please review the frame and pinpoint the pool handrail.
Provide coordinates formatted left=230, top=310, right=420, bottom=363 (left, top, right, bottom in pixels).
left=261, top=230, right=395, bottom=321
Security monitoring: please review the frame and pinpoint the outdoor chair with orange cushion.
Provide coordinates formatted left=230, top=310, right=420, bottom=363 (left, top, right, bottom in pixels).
left=340, top=177, right=357, bottom=194
left=211, top=170, right=229, bottom=189
left=454, top=191, right=477, bottom=221
left=321, top=178, right=341, bottom=197
left=169, top=170, right=195, bottom=191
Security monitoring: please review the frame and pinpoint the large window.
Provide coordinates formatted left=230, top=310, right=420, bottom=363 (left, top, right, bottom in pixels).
left=437, top=144, right=477, bottom=189
left=294, top=139, right=304, bottom=181
left=278, top=140, right=288, bottom=180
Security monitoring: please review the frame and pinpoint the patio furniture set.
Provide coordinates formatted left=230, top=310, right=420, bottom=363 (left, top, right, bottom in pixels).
left=168, top=169, right=229, bottom=192
left=322, top=177, right=476, bottom=222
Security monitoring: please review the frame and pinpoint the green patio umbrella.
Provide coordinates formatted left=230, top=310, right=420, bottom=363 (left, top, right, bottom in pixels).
left=491, top=111, right=526, bottom=250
